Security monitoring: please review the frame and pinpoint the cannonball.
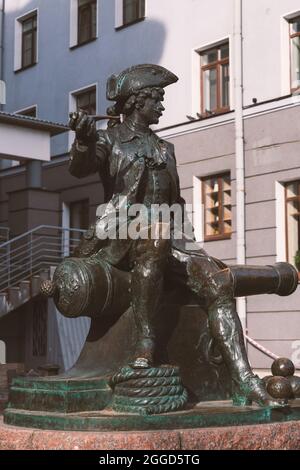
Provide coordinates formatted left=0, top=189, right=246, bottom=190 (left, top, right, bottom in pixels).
left=271, top=357, right=295, bottom=377
left=262, top=375, right=273, bottom=387
left=266, top=376, right=293, bottom=399
left=288, top=376, right=300, bottom=398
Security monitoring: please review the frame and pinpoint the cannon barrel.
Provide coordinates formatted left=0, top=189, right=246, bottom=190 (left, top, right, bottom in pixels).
left=40, top=259, right=298, bottom=319
left=230, top=262, right=298, bottom=297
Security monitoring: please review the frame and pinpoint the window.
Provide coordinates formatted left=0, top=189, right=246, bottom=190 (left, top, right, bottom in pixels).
left=15, top=106, right=37, bottom=118
left=70, top=199, right=89, bottom=230
left=78, top=0, right=97, bottom=45
left=202, top=173, right=231, bottom=240
left=200, top=42, right=229, bottom=116
left=21, top=13, right=37, bottom=69
left=70, top=199, right=89, bottom=244
left=32, top=299, right=47, bottom=357
left=123, top=0, right=145, bottom=26
left=115, top=0, right=145, bottom=28
left=14, top=10, right=38, bottom=72
left=75, top=87, right=96, bottom=114
left=290, top=17, right=300, bottom=92
left=285, top=181, right=300, bottom=266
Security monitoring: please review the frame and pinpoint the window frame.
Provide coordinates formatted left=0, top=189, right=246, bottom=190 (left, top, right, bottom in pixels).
left=75, top=87, right=97, bottom=115
left=115, top=0, right=145, bottom=30
left=21, top=13, right=37, bottom=70
left=14, top=105, right=37, bottom=118
left=14, top=9, right=39, bottom=73
left=69, top=83, right=98, bottom=149
left=285, top=180, right=300, bottom=266
left=77, top=0, right=97, bottom=46
left=200, top=42, right=230, bottom=117
left=202, top=172, right=232, bottom=241
left=289, top=16, right=300, bottom=93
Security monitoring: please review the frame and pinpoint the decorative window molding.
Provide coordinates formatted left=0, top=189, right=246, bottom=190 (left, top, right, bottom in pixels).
left=193, top=176, right=204, bottom=243
left=70, top=0, right=98, bottom=48
left=275, top=181, right=287, bottom=263
left=14, top=9, right=38, bottom=72
left=115, top=0, right=145, bottom=29
left=281, top=11, right=300, bottom=96
left=285, top=180, right=300, bottom=267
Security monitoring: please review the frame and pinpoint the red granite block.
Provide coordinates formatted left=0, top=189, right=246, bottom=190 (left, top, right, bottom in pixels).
left=0, top=417, right=300, bottom=450
left=179, top=421, right=300, bottom=450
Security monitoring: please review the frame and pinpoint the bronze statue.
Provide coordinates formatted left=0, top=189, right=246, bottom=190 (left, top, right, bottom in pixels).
left=65, top=63, right=298, bottom=409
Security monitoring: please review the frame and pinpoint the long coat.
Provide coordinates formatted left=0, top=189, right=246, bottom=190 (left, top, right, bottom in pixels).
left=69, top=121, right=207, bottom=266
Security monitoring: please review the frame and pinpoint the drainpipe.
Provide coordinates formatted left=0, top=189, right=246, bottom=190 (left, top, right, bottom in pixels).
left=0, top=0, right=5, bottom=109
left=234, top=0, right=247, bottom=331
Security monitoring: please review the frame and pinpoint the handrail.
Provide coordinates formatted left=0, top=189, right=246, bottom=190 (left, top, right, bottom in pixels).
left=0, top=225, right=84, bottom=249
left=0, top=225, right=85, bottom=293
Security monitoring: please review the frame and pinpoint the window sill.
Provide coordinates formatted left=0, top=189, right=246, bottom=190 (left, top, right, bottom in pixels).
left=115, top=17, right=145, bottom=31
left=14, top=62, right=37, bottom=74
left=70, top=37, right=98, bottom=50
left=204, top=233, right=232, bottom=242
left=200, top=108, right=231, bottom=119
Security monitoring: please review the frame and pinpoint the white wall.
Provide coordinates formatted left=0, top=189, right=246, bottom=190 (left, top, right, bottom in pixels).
left=0, top=123, right=50, bottom=161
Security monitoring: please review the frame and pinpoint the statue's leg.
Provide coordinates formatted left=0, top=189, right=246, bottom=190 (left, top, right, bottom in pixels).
left=171, top=251, right=284, bottom=407
left=131, top=230, right=171, bottom=368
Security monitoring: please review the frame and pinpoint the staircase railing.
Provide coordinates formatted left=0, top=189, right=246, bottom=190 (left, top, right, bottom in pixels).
left=0, top=225, right=85, bottom=293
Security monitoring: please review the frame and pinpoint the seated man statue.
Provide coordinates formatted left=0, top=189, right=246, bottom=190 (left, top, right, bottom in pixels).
left=69, top=64, right=283, bottom=407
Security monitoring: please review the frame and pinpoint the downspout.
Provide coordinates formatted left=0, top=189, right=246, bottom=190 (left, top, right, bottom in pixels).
left=0, top=0, right=5, bottom=109
left=234, top=0, right=247, bottom=330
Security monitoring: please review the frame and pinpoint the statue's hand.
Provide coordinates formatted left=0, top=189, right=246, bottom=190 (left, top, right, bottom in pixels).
left=69, top=111, right=96, bottom=144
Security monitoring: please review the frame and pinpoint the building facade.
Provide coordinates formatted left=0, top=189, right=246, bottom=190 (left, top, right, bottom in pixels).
left=0, top=0, right=300, bottom=371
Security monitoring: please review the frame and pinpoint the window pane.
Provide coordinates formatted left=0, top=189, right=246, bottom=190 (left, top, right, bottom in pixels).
left=291, top=17, right=300, bottom=34
left=23, top=33, right=33, bottom=51
left=124, top=0, right=145, bottom=25
left=221, top=174, right=232, bottom=234
left=79, top=0, right=94, bottom=6
left=291, top=36, right=300, bottom=89
left=78, top=0, right=96, bottom=44
left=202, top=49, right=217, bottom=66
left=221, top=63, right=230, bottom=108
left=22, top=18, right=33, bottom=32
left=76, top=89, right=96, bottom=115
left=286, top=182, right=300, bottom=266
left=220, top=43, right=229, bottom=59
left=204, top=68, right=217, bottom=112
left=22, top=49, right=32, bottom=68
left=203, top=173, right=231, bottom=239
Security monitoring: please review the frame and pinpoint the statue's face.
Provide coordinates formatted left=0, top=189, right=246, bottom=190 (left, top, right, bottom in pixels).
left=138, top=89, right=165, bottom=125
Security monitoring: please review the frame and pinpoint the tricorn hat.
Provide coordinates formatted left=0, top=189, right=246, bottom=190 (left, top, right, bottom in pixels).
left=106, top=64, right=178, bottom=102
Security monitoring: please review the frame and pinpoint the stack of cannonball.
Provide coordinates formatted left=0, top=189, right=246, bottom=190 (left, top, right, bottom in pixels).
left=263, top=358, right=300, bottom=401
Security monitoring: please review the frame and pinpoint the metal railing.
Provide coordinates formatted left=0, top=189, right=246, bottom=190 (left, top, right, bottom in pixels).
left=0, top=225, right=85, bottom=293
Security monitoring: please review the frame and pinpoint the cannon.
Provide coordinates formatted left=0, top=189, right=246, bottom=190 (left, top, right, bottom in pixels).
left=41, top=257, right=298, bottom=319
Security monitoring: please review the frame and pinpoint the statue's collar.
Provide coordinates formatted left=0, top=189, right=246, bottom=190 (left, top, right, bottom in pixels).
left=119, top=119, right=152, bottom=143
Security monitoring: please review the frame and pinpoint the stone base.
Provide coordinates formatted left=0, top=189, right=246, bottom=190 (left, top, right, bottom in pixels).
left=4, top=399, right=300, bottom=432
left=0, top=415, right=299, bottom=450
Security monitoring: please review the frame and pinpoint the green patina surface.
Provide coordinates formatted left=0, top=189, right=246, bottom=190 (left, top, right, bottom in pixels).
left=7, top=376, right=113, bottom=413
left=4, top=401, right=300, bottom=432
